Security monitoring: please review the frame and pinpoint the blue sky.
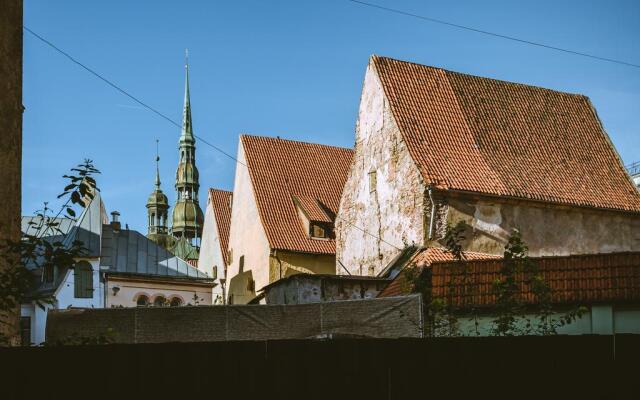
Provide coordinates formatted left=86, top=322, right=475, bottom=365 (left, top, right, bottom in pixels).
left=23, top=0, right=640, bottom=232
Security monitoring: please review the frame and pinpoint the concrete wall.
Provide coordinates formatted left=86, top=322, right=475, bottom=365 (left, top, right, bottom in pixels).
left=0, top=0, right=23, bottom=344
left=454, top=305, right=640, bottom=336
left=198, top=195, right=227, bottom=304
left=226, top=142, right=271, bottom=304
left=436, top=194, right=640, bottom=256
left=106, top=276, right=213, bottom=308
left=337, top=61, right=426, bottom=277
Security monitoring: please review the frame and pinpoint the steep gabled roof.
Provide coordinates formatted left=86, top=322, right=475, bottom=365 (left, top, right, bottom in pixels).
left=372, top=55, right=640, bottom=212
left=241, top=135, right=353, bottom=254
left=208, top=188, right=232, bottom=266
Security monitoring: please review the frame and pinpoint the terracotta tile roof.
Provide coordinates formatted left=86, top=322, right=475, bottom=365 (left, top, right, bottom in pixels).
left=292, top=194, right=333, bottom=223
left=241, top=135, right=353, bottom=254
left=431, top=252, right=640, bottom=307
left=372, top=55, right=640, bottom=213
left=208, top=189, right=233, bottom=266
left=378, top=247, right=499, bottom=297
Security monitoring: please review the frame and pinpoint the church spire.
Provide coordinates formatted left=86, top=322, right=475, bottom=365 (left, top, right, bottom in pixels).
left=181, top=49, right=195, bottom=144
left=155, top=139, right=161, bottom=189
left=171, top=50, right=204, bottom=247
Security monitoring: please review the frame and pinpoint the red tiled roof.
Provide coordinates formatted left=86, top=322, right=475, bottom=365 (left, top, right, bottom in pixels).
left=208, top=189, right=232, bottom=267
left=241, top=135, right=353, bottom=254
left=372, top=55, right=640, bottom=213
left=431, top=252, right=640, bottom=307
left=378, top=247, right=499, bottom=297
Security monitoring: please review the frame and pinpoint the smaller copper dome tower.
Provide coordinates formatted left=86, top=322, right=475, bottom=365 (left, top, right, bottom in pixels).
left=147, top=140, right=171, bottom=246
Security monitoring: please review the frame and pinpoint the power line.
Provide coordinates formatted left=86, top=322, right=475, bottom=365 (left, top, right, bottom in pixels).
left=24, top=26, right=403, bottom=253
left=347, top=0, right=640, bottom=70
left=23, top=26, right=245, bottom=167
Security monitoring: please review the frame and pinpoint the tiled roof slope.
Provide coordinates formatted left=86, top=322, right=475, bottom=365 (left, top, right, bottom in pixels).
left=241, top=135, right=353, bottom=254
left=209, top=188, right=233, bottom=266
left=372, top=55, right=640, bottom=212
left=431, top=252, right=640, bottom=307
left=378, top=247, right=499, bottom=297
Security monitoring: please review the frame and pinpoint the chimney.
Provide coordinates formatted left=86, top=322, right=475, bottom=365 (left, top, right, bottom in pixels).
left=110, top=211, right=121, bottom=231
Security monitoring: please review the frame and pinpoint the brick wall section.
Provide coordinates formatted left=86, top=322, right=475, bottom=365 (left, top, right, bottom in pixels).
left=0, top=0, right=23, bottom=344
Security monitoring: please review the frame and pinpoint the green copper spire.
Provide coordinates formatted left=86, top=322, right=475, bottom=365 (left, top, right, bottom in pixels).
left=155, top=139, right=161, bottom=189
left=172, top=50, right=204, bottom=245
left=181, top=49, right=195, bottom=145
left=147, top=140, right=170, bottom=239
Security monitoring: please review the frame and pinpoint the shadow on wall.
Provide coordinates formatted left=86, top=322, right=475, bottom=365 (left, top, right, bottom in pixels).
left=227, top=270, right=255, bottom=304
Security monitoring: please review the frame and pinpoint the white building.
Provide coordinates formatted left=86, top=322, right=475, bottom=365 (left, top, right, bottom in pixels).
left=20, top=193, right=214, bottom=345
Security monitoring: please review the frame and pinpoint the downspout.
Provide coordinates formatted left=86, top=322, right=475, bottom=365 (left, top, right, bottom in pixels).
left=427, top=186, right=436, bottom=240
left=103, top=272, right=108, bottom=308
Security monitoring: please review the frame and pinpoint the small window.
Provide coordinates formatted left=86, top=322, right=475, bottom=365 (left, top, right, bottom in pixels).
left=154, top=296, right=167, bottom=307
left=228, top=248, right=233, bottom=264
left=20, top=317, right=31, bottom=346
left=311, top=224, right=326, bottom=239
left=239, top=255, right=245, bottom=273
left=136, top=295, right=149, bottom=307
left=74, top=261, right=93, bottom=298
left=170, top=297, right=183, bottom=307
left=368, top=169, right=377, bottom=193
left=247, top=279, right=255, bottom=293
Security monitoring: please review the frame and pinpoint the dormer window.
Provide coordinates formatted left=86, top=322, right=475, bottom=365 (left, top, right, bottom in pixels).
left=292, top=194, right=334, bottom=240
left=311, top=223, right=327, bottom=239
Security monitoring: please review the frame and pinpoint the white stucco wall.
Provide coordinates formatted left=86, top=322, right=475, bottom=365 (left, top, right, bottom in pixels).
left=336, top=61, right=426, bottom=276
left=198, top=195, right=227, bottom=304
left=20, top=258, right=103, bottom=345
left=226, top=140, right=271, bottom=304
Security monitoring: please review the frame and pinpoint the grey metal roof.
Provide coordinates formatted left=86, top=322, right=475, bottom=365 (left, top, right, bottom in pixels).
left=61, top=192, right=107, bottom=257
left=21, top=216, right=75, bottom=237
left=100, top=225, right=211, bottom=280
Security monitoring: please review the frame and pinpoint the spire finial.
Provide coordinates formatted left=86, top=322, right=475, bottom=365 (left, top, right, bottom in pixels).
left=185, top=48, right=189, bottom=70
left=180, top=49, right=194, bottom=143
left=155, top=139, right=161, bottom=189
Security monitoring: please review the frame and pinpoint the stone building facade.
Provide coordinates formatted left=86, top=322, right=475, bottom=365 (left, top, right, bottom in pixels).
left=0, top=0, right=23, bottom=344
left=337, top=56, right=640, bottom=276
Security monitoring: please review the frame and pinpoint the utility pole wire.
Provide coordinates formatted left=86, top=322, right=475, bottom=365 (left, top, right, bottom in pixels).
left=347, top=0, right=640, bottom=70
left=23, top=26, right=245, bottom=167
left=24, top=26, right=403, bottom=254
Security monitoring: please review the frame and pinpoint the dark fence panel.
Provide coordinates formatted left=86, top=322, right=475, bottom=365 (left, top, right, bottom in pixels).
left=1, top=335, right=636, bottom=400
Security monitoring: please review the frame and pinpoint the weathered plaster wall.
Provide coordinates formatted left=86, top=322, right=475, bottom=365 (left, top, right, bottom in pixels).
left=337, top=61, right=425, bottom=277
left=0, top=0, right=23, bottom=344
left=268, top=250, right=335, bottom=285
left=106, top=277, right=213, bottom=307
left=226, top=141, right=271, bottom=304
left=198, top=196, right=226, bottom=304
left=436, top=194, right=640, bottom=256
left=265, top=276, right=388, bottom=305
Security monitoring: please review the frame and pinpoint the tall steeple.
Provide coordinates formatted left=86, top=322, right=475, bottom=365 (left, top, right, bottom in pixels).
left=147, top=140, right=170, bottom=239
left=171, top=50, right=204, bottom=247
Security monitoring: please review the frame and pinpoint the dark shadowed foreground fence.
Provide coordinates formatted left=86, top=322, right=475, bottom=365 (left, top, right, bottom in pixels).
left=1, top=335, right=638, bottom=400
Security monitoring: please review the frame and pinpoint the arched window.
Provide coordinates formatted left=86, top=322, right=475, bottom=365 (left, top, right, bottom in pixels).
left=153, top=296, right=167, bottom=307
left=151, top=213, right=155, bottom=226
left=170, top=297, right=183, bottom=307
left=74, top=261, right=93, bottom=298
left=136, top=295, right=149, bottom=307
